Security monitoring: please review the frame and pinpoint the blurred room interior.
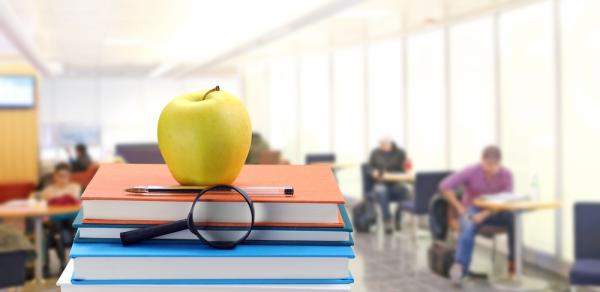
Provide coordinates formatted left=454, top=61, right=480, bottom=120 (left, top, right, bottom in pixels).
left=0, top=0, right=599, bottom=291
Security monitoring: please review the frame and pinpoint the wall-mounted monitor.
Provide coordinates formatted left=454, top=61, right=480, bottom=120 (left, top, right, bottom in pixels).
left=0, top=75, right=36, bottom=108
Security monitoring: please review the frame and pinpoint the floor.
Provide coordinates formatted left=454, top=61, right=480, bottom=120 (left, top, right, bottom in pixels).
left=350, top=224, right=577, bottom=292
left=17, top=221, right=590, bottom=292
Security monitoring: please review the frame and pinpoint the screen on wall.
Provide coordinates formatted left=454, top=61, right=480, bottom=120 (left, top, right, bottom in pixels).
left=0, top=75, right=35, bottom=108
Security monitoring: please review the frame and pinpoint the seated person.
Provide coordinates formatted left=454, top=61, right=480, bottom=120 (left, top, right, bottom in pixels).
left=66, top=143, right=93, bottom=172
left=439, top=146, right=515, bottom=284
left=368, top=137, right=411, bottom=234
left=41, top=163, right=81, bottom=274
left=42, top=163, right=81, bottom=203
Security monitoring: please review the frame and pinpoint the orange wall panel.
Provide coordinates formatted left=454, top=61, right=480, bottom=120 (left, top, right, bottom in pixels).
left=0, top=63, right=39, bottom=183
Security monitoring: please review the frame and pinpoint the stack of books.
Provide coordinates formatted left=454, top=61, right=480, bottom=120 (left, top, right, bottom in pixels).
left=58, top=164, right=355, bottom=291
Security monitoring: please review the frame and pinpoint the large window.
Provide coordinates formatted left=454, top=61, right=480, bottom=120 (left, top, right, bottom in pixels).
left=406, top=29, right=447, bottom=170
left=499, top=0, right=556, bottom=255
left=561, top=0, right=600, bottom=262
left=267, top=57, right=299, bottom=163
left=367, top=38, right=403, bottom=149
left=333, top=46, right=366, bottom=163
left=242, top=61, right=269, bottom=137
left=449, top=16, right=496, bottom=169
left=299, top=52, right=331, bottom=157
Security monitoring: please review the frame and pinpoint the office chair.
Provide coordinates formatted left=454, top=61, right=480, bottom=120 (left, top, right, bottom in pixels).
left=0, top=251, right=27, bottom=290
left=400, top=171, right=452, bottom=239
left=305, top=153, right=336, bottom=165
left=570, top=203, right=600, bottom=291
left=361, top=163, right=417, bottom=233
left=115, top=143, right=164, bottom=164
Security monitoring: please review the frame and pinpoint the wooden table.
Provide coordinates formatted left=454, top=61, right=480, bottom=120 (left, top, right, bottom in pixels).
left=381, top=172, right=415, bottom=184
left=0, top=199, right=81, bottom=284
left=474, top=198, right=560, bottom=291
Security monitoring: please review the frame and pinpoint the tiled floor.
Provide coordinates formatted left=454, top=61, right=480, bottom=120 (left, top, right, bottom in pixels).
left=350, top=225, right=576, bottom=292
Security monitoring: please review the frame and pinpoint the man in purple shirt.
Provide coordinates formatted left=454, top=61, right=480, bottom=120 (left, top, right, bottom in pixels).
left=439, top=146, right=515, bottom=284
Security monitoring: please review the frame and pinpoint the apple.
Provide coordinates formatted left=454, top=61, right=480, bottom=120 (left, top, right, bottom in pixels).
left=157, top=86, right=252, bottom=185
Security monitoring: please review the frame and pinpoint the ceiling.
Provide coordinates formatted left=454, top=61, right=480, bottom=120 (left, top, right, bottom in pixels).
left=0, top=0, right=533, bottom=77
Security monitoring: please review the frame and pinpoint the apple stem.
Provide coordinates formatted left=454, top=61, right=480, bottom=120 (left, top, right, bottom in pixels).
left=201, top=85, right=220, bottom=101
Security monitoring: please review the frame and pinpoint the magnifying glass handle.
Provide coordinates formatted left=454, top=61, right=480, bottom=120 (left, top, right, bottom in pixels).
left=120, top=219, right=188, bottom=246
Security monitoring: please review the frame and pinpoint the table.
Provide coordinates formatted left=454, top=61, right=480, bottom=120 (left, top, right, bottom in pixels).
left=381, top=172, right=415, bottom=183
left=0, top=199, right=81, bottom=284
left=474, top=198, right=560, bottom=291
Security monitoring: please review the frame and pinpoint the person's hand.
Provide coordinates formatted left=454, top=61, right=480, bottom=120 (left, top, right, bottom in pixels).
left=470, top=211, right=490, bottom=225
left=371, top=169, right=382, bottom=180
left=65, top=146, right=72, bottom=156
left=455, top=205, right=467, bottom=217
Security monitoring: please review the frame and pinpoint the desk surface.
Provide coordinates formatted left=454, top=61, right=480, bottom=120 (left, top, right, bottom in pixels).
left=474, top=198, right=560, bottom=212
left=0, top=200, right=80, bottom=219
left=381, top=172, right=415, bottom=183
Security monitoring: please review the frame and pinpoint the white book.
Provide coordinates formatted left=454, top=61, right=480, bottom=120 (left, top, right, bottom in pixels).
left=481, top=192, right=529, bottom=203
left=59, top=261, right=352, bottom=292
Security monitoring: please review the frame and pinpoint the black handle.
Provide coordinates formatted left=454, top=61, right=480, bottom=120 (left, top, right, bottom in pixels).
left=120, top=219, right=188, bottom=246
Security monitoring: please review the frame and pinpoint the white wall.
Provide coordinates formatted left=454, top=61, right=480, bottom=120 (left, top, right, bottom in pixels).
left=39, top=75, right=241, bottom=161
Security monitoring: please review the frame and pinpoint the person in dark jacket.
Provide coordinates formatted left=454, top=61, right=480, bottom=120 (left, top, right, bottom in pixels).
left=368, top=137, right=411, bottom=234
left=66, top=143, right=92, bottom=172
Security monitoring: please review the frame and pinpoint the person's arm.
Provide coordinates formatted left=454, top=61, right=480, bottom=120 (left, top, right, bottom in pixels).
left=439, top=169, right=469, bottom=216
left=41, top=186, right=53, bottom=201
left=368, top=151, right=381, bottom=179
left=505, top=170, right=514, bottom=193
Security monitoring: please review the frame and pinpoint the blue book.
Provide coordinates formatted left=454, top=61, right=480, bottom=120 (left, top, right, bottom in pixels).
left=73, top=205, right=353, bottom=246
left=69, top=242, right=355, bottom=282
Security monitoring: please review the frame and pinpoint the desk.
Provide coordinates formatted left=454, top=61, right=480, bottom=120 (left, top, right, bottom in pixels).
left=381, top=172, right=415, bottom=184
left=0, top=199, right=80, bottom=284
left=474, top=198, right=560, bottom=291
left=309, top=162, right=356, bottom=171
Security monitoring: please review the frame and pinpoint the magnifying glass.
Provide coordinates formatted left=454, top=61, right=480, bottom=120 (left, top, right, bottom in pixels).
left=120, top=185, right=255, bottom=249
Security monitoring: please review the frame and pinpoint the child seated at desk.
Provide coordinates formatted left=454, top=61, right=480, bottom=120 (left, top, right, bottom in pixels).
left=40, top=162, right=81, bottom=275
left=41, top=162, right=81, bottom=203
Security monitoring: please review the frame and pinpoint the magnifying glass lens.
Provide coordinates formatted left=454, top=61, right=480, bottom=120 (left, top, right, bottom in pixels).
left=189, top=186, right=253, bottom=247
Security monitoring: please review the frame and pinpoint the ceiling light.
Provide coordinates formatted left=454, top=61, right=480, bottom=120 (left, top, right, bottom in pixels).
left=47, top=61, right=64, bottom=75
left=148, top=62, right=177, bottom=78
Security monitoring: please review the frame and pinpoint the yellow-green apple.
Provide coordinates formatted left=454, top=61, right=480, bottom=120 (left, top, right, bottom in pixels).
left=157, top=86, right=251, bottom=185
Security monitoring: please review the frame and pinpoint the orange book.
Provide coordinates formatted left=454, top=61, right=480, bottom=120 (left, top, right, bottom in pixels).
left=81, top=164, right=345, bottom=227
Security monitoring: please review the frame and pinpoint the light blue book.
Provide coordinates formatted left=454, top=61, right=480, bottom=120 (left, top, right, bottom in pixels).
left=69, top=241, right=355, bottom=282
left=60, top=261, right=354, bottom=289
left=73, top=205, right=353, bottom=246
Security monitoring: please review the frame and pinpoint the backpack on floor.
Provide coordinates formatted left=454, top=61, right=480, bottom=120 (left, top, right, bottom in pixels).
left=352, top=200, right=376, bottom=233
left=427, top=241, right=455, bottom=278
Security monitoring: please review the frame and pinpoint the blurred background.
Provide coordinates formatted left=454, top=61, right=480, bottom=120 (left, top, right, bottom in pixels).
left=0, top=0, right=599, bottom=291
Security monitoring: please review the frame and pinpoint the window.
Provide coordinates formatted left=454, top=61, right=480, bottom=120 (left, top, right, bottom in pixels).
left=499, top=0, right=556, bottom=254
left=406, top=29, right=447, bottom=170
left=449, top=16, right=496, bottom=169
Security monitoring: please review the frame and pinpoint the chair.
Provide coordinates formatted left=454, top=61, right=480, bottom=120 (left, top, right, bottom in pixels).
left=0, top=251, right=27, bottom=290
left=305, top=153, right=336, bottom=165
left=400, top=171, right=452, bottom=237
left=71, top=163, right=100, bottom=191
left=0, top=182, right=35, bottom=204
left=115, top=143, right=164, bottom=164
left=360, top=164, right=375, bottom=201
left=361, top=164, right=418, bottom=232
left=570, top=203, right=600, bottom=291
